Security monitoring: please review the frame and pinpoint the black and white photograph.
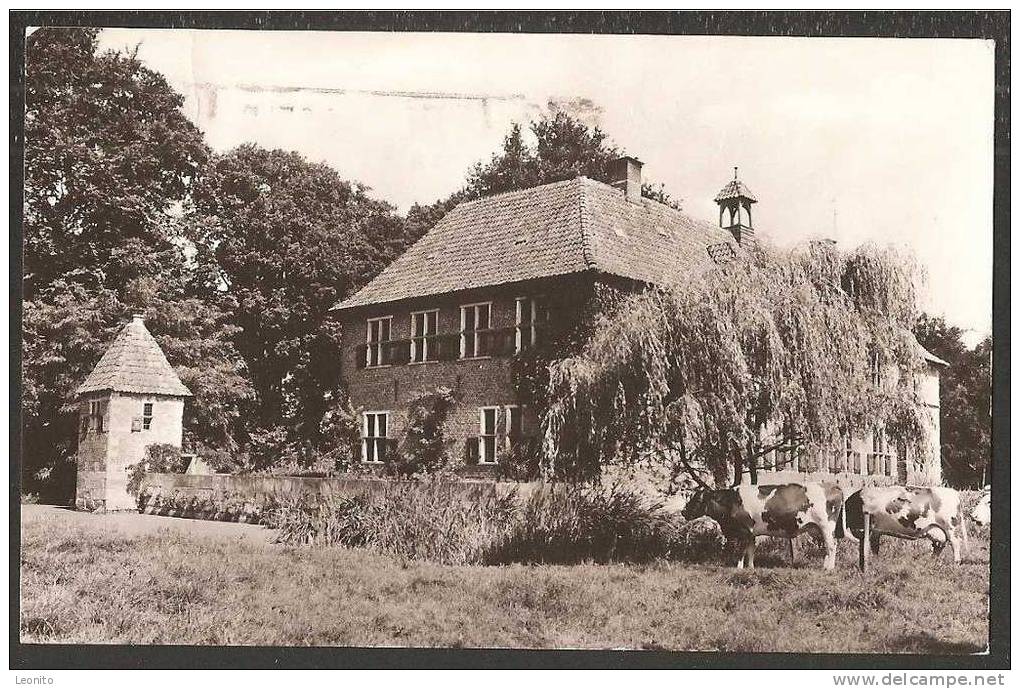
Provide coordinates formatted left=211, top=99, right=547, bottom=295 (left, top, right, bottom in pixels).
left=11, top=11, right=1008, bottom=671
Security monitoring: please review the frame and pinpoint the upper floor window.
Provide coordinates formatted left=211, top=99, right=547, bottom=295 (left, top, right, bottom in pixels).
left=88, top=399, right=106, bottom=433
left=366, top=316, right=393, bottom=367
left=515, top=297, right=548, bottom=353
left=410, top=310, right=439, bottom=363
left=460, top=303, right=491, bottom=359
left=362, top=411, right=390, bottom=463
left=142, top=402, right=154, bottom=430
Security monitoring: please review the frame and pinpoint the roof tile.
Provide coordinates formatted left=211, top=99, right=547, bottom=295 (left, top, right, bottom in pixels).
left=77, top=317, right=192, bottom=397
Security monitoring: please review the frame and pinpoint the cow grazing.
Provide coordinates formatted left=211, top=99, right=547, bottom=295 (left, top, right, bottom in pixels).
left=971, top=488, right=990, bottom=527
left=682, top=483, right=845, bottom=570
left=844, top=486, right=969, bottom=563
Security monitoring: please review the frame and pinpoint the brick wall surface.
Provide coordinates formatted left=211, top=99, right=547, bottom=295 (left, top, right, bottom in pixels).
left=339, top=274, right=598, bottom=467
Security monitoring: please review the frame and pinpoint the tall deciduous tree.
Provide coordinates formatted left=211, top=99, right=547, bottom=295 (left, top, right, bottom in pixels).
left=914, top=315, right=992, bottom=488
left=24, top=27, right=208, bottom=299
left=544, top=242, right=933, bottom=488
left=191, top=145, right=411, bottom=457
left=410, top=113, right=682, bottom=233
left=22, top=29, right=250, bottom=499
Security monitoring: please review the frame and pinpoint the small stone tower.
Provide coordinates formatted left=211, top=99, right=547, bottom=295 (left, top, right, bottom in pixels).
left=74, top=314, right=192, bottom=511
left=715, top=167, right=758, bottom=245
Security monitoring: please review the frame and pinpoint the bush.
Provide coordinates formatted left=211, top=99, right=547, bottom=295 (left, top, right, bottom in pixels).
left=266, top=479, right=517, bottom=565
left=386, top=387, right=457, bottom=477
left=126, top=443, right=186, bottom=497
left=496, top=438, right=542, bottom=482
left=268, top=480, right=695, bottom=566
left=491, top=483, right=679, bottom=564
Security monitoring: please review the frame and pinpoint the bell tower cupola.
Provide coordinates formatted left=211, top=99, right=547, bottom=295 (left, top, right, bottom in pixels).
left=715, top=167, right=758, bottom=245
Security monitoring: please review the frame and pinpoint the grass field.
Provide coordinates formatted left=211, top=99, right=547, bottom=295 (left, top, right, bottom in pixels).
left=19, top=505, right=989, bottom=652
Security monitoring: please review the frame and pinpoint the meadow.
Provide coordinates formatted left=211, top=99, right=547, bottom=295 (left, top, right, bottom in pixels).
left=20, top=504, right=989, bottom=652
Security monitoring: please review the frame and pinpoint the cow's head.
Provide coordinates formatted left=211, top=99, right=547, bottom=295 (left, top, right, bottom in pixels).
left=682, top=488, right=725, bottom=522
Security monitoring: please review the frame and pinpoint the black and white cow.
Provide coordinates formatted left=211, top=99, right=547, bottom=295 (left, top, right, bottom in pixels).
left=971, top=487, right=990, bottom=527
left=844, top=486, right=969, bottom=563
left=682, top=483, right=845, bottom=570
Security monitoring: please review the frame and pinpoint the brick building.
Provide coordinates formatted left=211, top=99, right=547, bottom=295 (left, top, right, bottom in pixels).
left=332, top=158, right=945, bottom=485
left=74, top=314, right=191, bottom=510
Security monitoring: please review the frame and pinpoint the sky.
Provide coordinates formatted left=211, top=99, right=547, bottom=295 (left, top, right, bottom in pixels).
left=98, top=29, right=995, bottom=342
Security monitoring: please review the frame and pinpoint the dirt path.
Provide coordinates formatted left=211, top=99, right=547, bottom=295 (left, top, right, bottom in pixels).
left=21, top=504, right=278, bottom=545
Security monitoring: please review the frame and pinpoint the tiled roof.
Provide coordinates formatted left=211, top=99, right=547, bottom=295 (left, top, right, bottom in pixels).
left=77, top=316, right=192, bottom=397
left=334, top=177, right=739, bottom=310
left=714, top=178, right=758, bottom=203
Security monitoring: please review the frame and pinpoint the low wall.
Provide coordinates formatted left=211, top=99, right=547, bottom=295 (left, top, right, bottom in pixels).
left=752, top=470, right=897, bottom=492
left=139, top=472, right=534, bottom=504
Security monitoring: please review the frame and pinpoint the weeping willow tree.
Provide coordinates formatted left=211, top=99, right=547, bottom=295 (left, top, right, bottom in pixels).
left=543, top=241, right=934, bottom=488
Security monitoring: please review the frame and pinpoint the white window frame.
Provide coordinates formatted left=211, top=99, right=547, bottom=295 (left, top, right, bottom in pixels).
left=89, top=399, right=106, bottom=433
left=460, top=302, right=492, bottom=359
left=515, top=297, right=537, bottom=353
left=366, top=316, right=393, bottom=368
left=478, top=406, right=500, bottom=464
left=362, top=411, right=390, bottom=463
left=410, top=309, right=439, bottom=364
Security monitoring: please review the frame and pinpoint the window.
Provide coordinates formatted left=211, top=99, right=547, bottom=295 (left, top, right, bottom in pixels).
left=142, top=403, right=153, bottom=430
left=460, top=303, right=491, bottom=359
left=515, top=297, right=548, bottom=352
left=362, top=412, right=390, bottom=463
left=88, top=399, right=106, bottom=433
left=870, top=352, right=883, bottom=388
left=366, top=316, right=393, bottom=367
left=410, top=310, right=439, bottom=363
left=871, top=426, right=892, bottom=475
left=479, top=407, right=499, bottom=464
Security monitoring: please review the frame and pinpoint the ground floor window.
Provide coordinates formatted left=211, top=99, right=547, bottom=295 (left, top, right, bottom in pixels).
left=362, top=411, right=390, bottom=463
left=479, top=407, right=499, bottom=464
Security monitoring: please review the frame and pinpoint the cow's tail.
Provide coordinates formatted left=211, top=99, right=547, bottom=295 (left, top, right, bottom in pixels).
left=959, top=499, right=970, bottom=558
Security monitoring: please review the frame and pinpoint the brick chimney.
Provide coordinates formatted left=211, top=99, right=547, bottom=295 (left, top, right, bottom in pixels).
left=610, top=156, right=643, bottom=204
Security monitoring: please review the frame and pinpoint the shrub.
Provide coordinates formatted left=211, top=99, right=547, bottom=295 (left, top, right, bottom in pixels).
left=268, top=479, right=694, bottom=566
left=491, top=483, right=679, bottom=564
left=387, top=387, right=457, bottom=477
left=126, top=443, right=186, bottom=497
left=267, top=479, right=518, bottom=565
left=496, top=438, right=542, bottom=482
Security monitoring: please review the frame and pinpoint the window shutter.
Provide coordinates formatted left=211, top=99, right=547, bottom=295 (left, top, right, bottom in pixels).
left=131, top=417, right=142, bottom=432
left=465, top=437, right=479, bottom=465
left=356, top=345, right=367, bottom=369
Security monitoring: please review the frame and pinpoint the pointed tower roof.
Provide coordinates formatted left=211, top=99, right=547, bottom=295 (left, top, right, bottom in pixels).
left=714, top=167, right=758, bottom=204
left=76, top=315, right=192, bottom=397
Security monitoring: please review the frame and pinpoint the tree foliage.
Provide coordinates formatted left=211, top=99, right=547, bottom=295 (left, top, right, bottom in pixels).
left=191, top=145, right=412, bottom=451
left=21, top=29, right=250, bottom=500
left=410, top=113, right=682, bottom=231
left=914, top=315, right=991, bottom=488
left=24, top=27, right=208, bottom=299
left=544, top=242, right=934, bottom=488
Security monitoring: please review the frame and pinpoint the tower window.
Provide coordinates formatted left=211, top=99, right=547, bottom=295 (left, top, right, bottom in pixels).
left=88, top=399, right=107, bottom=433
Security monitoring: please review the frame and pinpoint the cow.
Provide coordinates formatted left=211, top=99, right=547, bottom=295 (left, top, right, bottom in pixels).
left=971, top=487, right=991, bottom=527
left=681, top=483, right=845, bottom=570
left=844, top=486, right=969, bottom=563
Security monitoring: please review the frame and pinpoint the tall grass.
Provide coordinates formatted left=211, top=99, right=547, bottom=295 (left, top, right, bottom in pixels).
left=266, top=480, right=518, bottom=565
left=266, top=480, right=716, bottom=566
